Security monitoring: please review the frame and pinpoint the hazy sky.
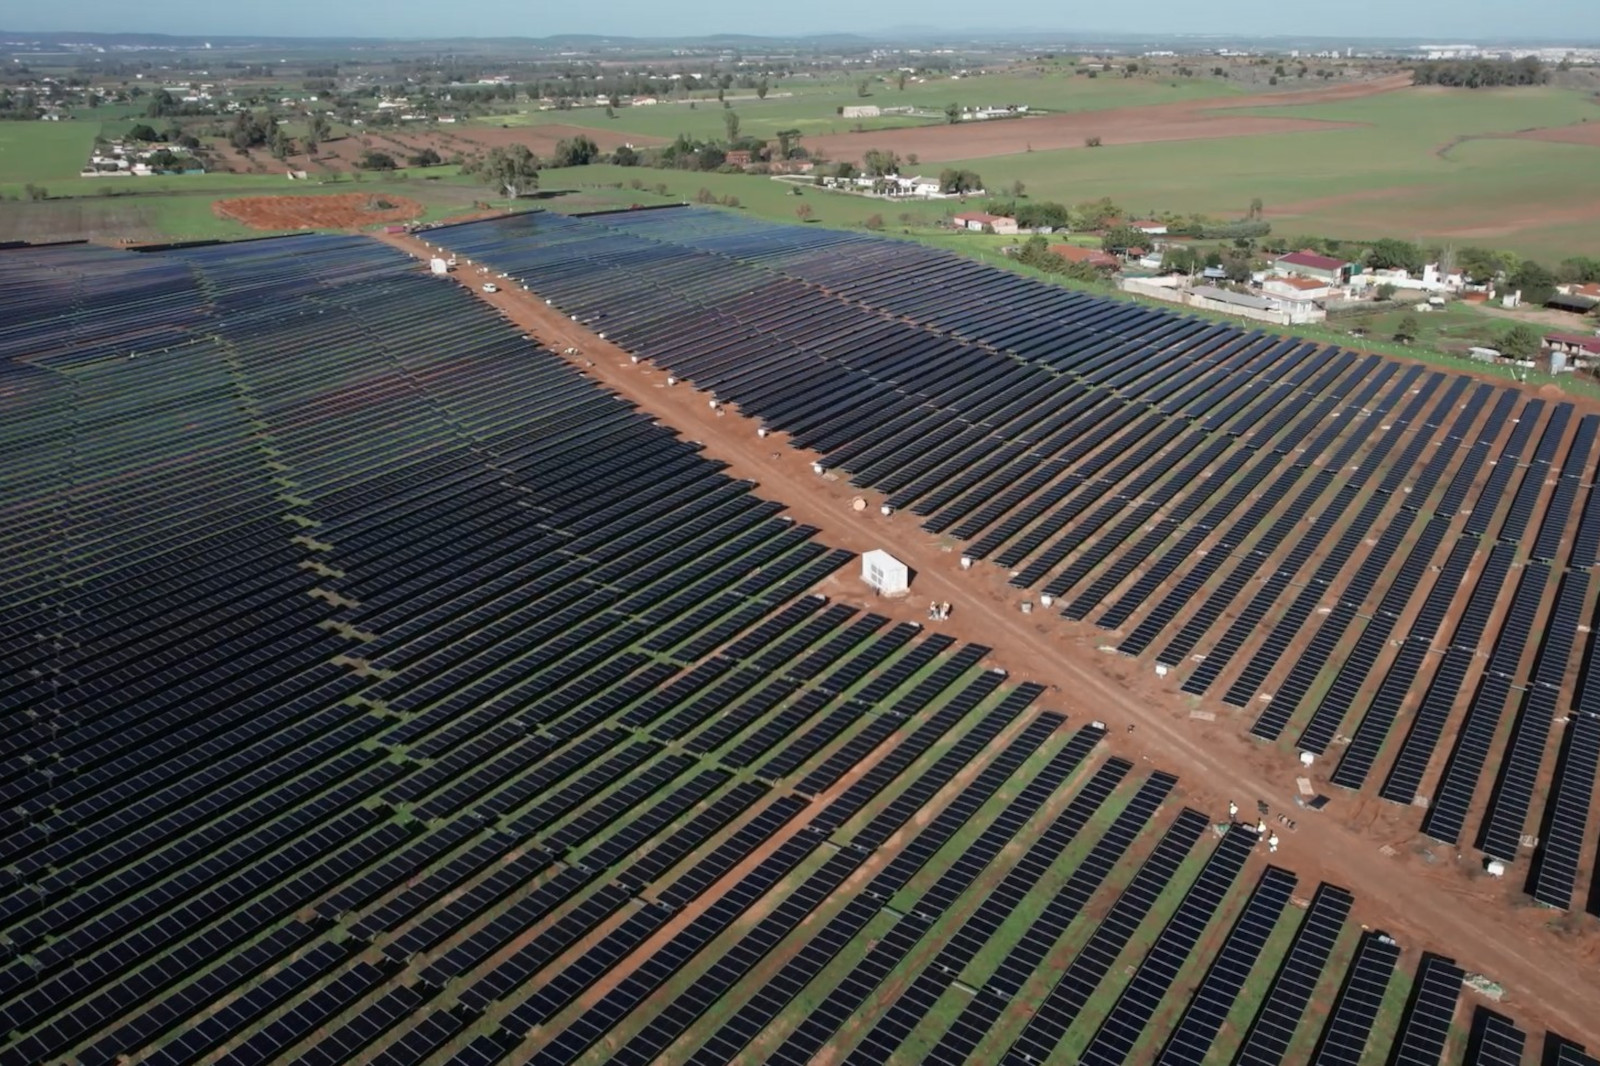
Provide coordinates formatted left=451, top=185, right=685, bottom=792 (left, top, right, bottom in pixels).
left=4, top=0, right=1591, bottom=41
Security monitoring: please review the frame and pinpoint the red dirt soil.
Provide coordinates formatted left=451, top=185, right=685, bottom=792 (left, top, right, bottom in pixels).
left=805, top=74, right=1414, bottom=164
left=378, top=230, right=1600, bottom=1048
left=215, top=192, right=425, bottom=230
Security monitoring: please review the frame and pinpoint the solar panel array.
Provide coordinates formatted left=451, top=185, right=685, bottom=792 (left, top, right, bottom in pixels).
left=3, top=230, right=1594, bottom=1065
left=431, top=206, right=1600, bottom=903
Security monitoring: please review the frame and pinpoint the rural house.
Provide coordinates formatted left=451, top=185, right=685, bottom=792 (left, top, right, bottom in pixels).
left=724, top=150, right=753, bottom=167
left=1130, top=219, right=1168, bottom=235
left=1050, top=244, right=1121, bottom=271
left=954, top=212, right=1018, bottom=235
left=1262, top=275, right=1333, bottom=303
left=1544, top=332, right=1600, bottom=373
left=1274, top=250, right=1352, bottom=285
left=841, top=105, right=881, bottom=118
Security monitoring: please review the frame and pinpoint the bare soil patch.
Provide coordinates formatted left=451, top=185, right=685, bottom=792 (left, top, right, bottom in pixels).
left=214, top=192, right=425, bottom=230
left=804, top=75, right=1412, bottom=164
left=379, top=229, right=1600, bottom=1047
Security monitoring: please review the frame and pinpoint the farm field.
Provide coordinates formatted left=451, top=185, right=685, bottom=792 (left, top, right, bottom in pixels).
left=4, top=209, right=1600, bottom=1066
left=477, top=69, right=1244, bottom=144
left=0, top=118, right=100, bottom=184
left=922, top=85, right=1600, bottom=260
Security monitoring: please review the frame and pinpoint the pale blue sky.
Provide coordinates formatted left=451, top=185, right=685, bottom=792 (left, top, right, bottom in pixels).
left=3, top=0, right=1592, bottom=42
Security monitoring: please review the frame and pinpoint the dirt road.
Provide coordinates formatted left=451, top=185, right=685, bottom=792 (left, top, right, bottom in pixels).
left=376, top=230, right=1600, bottom=1045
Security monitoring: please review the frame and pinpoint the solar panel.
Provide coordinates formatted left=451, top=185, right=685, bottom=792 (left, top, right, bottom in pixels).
left=1388, top=953, right=1463, bottom=1066
left=1234, top=883, right=1354, bottom=1066
left=998, top=808, right=1210, bottom=1065
left=1078, top=825, right=1260, bottom=1064
left=1463, top=1007, right=1526, bottom=1066
left=1307, top=930, right=1402, bottom=1066
left=1155, top=867, right=1297, bottom=1065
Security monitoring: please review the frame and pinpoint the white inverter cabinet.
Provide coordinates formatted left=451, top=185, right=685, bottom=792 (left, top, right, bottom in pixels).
left=861, top=549, right=909, bottom=596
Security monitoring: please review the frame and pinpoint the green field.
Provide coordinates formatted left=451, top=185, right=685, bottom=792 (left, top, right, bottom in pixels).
left=930, top=85, right=1600, bottom=259
left=0, top=119, right=101, bottom=183
left=478, top=70, right=1239, bottom=144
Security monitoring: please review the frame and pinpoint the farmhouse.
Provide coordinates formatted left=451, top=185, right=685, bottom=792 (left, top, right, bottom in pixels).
left=841, top=105, right=881, bottom=119
left=1544, top=332, right=1600, bottom=358
left=1050, top=244, right=1121, bottom=271
left=954, top=212, right=1018, bottom=235
left=724, top=150, right=753, bottom=167
left=1262, top=275, right=1333, bottom=302
left=1351, top=262, right=1463, bottom=294
left=1275, top=250, right=1352, bottom=284
left=1130, top=219, right=1168, bottom=235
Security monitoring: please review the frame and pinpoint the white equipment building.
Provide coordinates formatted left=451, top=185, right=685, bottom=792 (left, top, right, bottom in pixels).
left=861, top=549, right=909, bottom=596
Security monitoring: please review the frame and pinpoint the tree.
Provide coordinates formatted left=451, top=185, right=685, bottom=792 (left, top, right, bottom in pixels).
left=756, top=77, right=769, bottom=100
left=1506, top=259, right=1557, bottom=305
left=1366, top=238, right=1425, bottom=274
left=408, top=147, right=442, bottom=167
left=481, top=144, right=540, bottom=199
left=1101, top=225, right=1144, bottom=254
left=1500, top=324, right=1542, bottom=360
left=1248, top=196, right=1264, bottom=220
left=357, top=149, right=396, bottom=170
left=552, top=135, right=599, bottom=167
left=1222, top=253, right=1253, bottom=283
left=144, top=89, right=178, bottom=118
left=856, top=78, right=871, bottom=97
left=126, top=123, right=160, bottom=142
left=774, top=128, right=802, bottom=160
left=862, top=148, right=900, bottom=177
left=1162, top=245, right=1200, bottom=275
left=1394, top=314, right=1421, bottom=343
left=864, top=213, right=885, bottom=230
left=1069, top=197, right=1122, bottom=231
left=310, top=112, right=332, bottom=144
left=938, top=168, right=983, bottom=194
left=1084, top=135, right=1103, bottom=147
left=723, top=110, right=740, bottom=142
left=1456, top=245, right=1506, bottom=285
left=796, top=202, right=814, bottom=222
left=906, top=152, right=919, bottom=167
left=612, top=144, right=639, bottom=167
left=1556, top=256, right=1600, bottom=284
left=895, top=71, right=908, bottom=91
left=1375, top=282, right=1397, bottom=301
left=1010, top=179, right=1026, bottom=198
left=944, top=102, right=961, bottom=124
left=605, top=106, right=615, bottom=119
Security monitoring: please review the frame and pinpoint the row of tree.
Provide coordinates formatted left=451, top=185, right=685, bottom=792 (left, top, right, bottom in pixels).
left=1410, top=56, right=1547, bottom=88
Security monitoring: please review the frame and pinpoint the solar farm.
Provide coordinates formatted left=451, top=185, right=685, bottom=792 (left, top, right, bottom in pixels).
left=0, top=215, right=1596, bottom=1066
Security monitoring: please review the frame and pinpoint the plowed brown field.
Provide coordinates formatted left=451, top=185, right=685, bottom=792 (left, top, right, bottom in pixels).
left=214, top=193, right=425, bottom=230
